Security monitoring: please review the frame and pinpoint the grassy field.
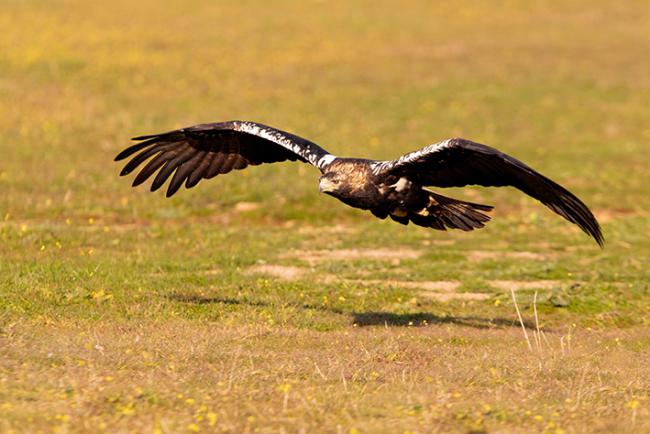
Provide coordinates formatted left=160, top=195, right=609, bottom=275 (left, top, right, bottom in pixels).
left=2, top=0, right=650, bottom=432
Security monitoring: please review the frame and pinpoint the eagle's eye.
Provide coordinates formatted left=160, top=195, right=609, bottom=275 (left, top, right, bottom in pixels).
left=324, top=174, right=341, bottom=183
left=319, top=175, right=341, bottom=193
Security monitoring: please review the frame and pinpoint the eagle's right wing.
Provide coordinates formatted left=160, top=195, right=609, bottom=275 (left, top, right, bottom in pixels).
left=115, top=121, right=335, bottom=197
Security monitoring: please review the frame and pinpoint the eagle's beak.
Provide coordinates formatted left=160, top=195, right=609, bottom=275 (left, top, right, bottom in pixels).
left=319, top=177, right=336, bottom=194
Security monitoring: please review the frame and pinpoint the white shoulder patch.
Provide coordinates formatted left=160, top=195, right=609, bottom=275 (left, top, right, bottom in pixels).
left=236, top=121, right=299, bottom=152
left=393, top=177, right=410, bottom=192
left=235, top=121, right=332, bottom=167
left=371, top=138, right=455, bottom=174
left=317, top=154, right=336, bottom=169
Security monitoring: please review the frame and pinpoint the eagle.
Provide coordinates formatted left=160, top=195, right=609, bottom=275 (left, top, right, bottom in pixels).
left=115, top=120, right=603, bottom=246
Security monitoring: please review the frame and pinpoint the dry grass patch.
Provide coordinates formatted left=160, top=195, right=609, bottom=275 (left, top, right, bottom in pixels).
left=1, top=320, right=648, bottom=433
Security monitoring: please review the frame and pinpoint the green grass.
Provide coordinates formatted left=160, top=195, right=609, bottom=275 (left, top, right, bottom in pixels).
left=1, top=0, right=650, bottom=432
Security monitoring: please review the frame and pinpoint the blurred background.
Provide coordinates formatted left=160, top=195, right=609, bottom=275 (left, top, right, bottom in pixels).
left=2, top=0, right=649, bottom=222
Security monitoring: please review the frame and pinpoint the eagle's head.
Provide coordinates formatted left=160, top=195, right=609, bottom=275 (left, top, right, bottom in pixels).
left=319, top=172, right=345, bottom=196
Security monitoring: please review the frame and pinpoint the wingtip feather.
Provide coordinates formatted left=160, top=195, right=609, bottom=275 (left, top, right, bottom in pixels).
left=131, top=134, right=159, bottom=141
left=592, top=225, right=605, bottom=248
left=114, top=147, right=138, bottom=162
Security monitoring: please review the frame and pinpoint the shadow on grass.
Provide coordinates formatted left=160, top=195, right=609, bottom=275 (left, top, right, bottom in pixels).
left=351, top=311, right=532, bottom=329
left=169, top=294, right=533, bottom=330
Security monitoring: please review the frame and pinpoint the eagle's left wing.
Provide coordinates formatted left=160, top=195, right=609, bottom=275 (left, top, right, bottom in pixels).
left=371, top=138, right=603, bottom=246
left=115, top=121, right=335, bottom=197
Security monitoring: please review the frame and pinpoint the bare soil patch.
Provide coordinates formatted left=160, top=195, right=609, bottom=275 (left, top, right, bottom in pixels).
left=468, top=250, right=549, bottom=261
left=421, top=239, right=456, bottom=246
left=594, top=208, right=643, bottom=223
left=233, top=201, right=261, bottom=212
left=284, top=248, right=422, bottom=265
left=419, top=291, right=491, bottom=302
left=488, top=280, right=564, bottom=291
left=352, top=279, right=461, bottom=292
left=340, top=279, right=489, bottom=302
left=296, top=224, right=355, bottom=235
left=247, top=264, right=307, bottom=280
left=244, top=268, right=487, bottom=303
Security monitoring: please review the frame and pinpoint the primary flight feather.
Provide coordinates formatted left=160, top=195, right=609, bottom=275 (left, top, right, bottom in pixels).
left=115, top=120, right=603, bottom=246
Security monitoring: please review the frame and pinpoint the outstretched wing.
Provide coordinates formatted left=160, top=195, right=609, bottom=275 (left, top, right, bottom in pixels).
left=371, top=138, right=603, bottom=246
left=115, top=120, right=335, bottom=197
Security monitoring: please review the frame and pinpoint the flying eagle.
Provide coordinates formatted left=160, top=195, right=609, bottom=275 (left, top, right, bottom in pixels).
left=115, top=120, right=603, bottom=246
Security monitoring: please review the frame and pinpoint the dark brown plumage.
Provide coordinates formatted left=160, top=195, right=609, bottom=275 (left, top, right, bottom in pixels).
left=115, top=120, right=603, bottom=246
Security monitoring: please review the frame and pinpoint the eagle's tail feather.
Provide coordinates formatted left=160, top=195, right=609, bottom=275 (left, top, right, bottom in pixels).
left=399, top=190, right=493, bottom=231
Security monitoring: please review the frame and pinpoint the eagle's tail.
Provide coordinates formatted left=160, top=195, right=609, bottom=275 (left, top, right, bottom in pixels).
left=377, top=190, right=493, bottom=231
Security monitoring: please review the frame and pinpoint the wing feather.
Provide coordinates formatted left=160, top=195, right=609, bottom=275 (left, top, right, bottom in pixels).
left=150, top=145, right=197, bottom=192
left=372, top=138, right=603, bottom=245
left=185, top=152, right=214, bottom=188
left=205, top=153, right=226, bottom=179
left=167, top=151, right=207, bottom=197
left=115, top=136, right=166, bottom=160
left=132, top=144, right=190, bottom=187
left=115, top=120, right=333, bottom=196
left=120, top=143, right=175, bottom=176
left=219, top=153, right=239, bottom=175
